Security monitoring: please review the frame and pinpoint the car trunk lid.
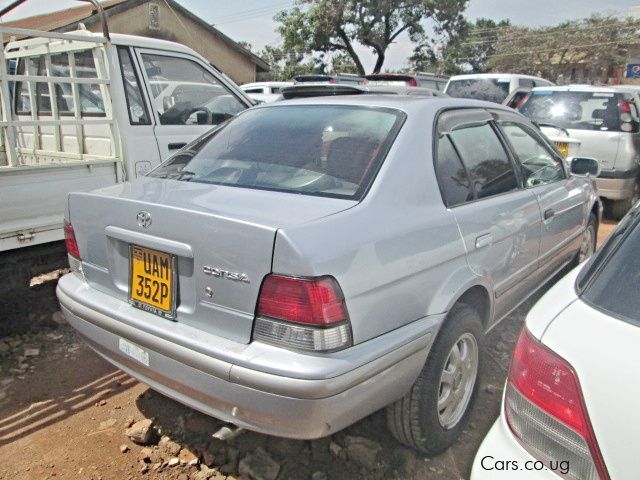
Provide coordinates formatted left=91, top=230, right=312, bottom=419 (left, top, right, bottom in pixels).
left=68, top=177, right=356, bottom=343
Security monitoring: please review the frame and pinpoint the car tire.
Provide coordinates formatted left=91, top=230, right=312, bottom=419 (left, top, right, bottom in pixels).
left=572, top=213, right=597, bottom=267
left=609, top=182, right=639, bottom=220
left=386, top=302, right=483, bottom=455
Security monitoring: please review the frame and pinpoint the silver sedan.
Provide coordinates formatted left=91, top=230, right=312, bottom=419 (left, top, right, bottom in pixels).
left=57, top=95, right=600, bottom=454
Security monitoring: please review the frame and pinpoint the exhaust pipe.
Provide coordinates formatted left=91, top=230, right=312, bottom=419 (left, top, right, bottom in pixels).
left=212, top=424, right=244, bottom=441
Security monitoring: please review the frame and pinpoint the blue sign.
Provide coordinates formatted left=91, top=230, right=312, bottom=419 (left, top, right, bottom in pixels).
left=626, top=64, right=640, bottom=78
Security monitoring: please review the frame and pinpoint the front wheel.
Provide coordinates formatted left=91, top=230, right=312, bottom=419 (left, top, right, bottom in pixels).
left=386, top=303, right=483, bottom=455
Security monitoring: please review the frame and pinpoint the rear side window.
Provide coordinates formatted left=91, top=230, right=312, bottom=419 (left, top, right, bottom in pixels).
left=449, top=124, right=518, bottom=199
left=148, top=105, right=405, bottom=199
left=435, top=136, right=473, bottom=207
left=446, top=79, right=511, bottom=103
left=580, top=215, right=640, bottom=324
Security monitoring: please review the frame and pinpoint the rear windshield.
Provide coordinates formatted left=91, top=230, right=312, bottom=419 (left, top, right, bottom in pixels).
left=578, top=210, right=640, bottom=324
left=519, top=90, right=639, bottom=132
left=446, top=78, right=511, bottom=103
left=148, top=105, right=405, bottom=199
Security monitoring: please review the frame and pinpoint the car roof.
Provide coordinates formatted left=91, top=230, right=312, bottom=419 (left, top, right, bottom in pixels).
left=530, top=84, right=633, bottom=93
left=279, top=84, right=444, bottom=99
left=241, top=82, right=293, bottom=88
left=255, top=94, right=516, bottom=116
left=449, top=73, right=545, bottom=81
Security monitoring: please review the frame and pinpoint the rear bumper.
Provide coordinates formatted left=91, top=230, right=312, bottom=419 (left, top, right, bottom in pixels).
left=57, top=273, right=437, bottom=439
left=597, top=171, right=637, bottom=201
left=471, top=415, right=559, bottom=480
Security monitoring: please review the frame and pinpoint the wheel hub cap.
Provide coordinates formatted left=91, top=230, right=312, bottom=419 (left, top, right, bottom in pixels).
left=437, top=332, right=479, bottom=430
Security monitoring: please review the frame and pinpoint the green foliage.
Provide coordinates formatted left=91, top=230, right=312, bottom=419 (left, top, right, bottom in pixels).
left=257, top=45, right=318, bottom=81
left=275, top=0, right=468, bottom=75
left=486, top=15, right=640, bottom=81
left=411, top=17, right=510, bottom=74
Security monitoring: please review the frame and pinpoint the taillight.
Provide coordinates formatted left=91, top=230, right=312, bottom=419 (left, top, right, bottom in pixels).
left=328, top=78, right=336, bottom=84
left=619, top=99, right=632, bottom=113
left=63, top=220, right=80, bottom=259
left=505, top=328, right=610, bottom=480
left=63, top=220, right=83, bottom=274
left=254, top=274, right=352, bottom=352
left=408, top=78, right=417, bottom=87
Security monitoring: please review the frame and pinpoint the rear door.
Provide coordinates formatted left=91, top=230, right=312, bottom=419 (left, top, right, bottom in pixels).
left=134, top=48, right=251, bottom=161
left=436, top=109, right=542, bottom=325
left=497, top=115, right=586, bottom=273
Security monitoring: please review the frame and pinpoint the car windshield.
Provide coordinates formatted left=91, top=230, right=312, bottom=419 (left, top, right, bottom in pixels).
left=519, top=90, right=639, bottom=132
left=148, top=105, right=405, bottom=199
left=446, top=78, right=511, bottom=103
left=578, top=209, right=640, bottom=324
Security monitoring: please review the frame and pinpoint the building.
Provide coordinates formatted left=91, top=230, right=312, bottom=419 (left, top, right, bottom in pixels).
left=2, top=0, right=269, bottom=85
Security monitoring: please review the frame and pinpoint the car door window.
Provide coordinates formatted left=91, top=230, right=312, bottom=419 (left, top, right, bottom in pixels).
left=500, top=123, right=565, bottom=188
left=435, top=136, right=473, bottom=207
left=140, top=53, right=246, bottom=126
left=449, top=123, right=519, bottom=199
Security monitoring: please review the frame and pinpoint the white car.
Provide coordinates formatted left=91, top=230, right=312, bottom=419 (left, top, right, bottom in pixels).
left=240, top=81, right=293, bottom=103
left=471, top=205, right=640, bottom=480
left=446, top=73, right=554, bottom=104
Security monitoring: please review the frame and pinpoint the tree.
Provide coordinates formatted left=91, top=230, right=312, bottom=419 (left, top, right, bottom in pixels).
left=410, top=17, right=510, bottom=74
left=257, top=45, right=318, bottom=81
left=275, top=0, right=468, bottom=75
left=485, top=15, right=640, bottom=81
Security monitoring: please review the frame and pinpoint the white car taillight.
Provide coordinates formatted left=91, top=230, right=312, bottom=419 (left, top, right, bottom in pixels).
left=63, top=220, right=83, bottom=275
left=253, top=274, right=352, bottom=352
left=505, top=327, right=610, bottom=480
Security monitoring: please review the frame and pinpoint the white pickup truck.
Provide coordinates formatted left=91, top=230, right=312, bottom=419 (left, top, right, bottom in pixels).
left=0, top=24, right=254, bottom=292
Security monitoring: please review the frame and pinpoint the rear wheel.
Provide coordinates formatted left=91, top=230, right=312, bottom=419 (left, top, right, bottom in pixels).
left=609, top=181, right=639, bottom=220
left=386, top=302, right=483, bottom=455
left=578, top=214, right=597, bottom=264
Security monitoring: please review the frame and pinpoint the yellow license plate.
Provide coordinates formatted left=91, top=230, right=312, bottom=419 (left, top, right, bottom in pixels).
left=129, top=245, right=175, bottom=318
left=554, top=141, right=569, bottom=158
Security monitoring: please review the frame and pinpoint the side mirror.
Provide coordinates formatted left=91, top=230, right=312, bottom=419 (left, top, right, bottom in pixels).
left=196, top=111, right=209, bottom=125
left=569, top=157, right=600, bottom=177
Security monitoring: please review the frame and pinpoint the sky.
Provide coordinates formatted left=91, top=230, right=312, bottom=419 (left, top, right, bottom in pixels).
left=1, top=0, right=640, bottom=71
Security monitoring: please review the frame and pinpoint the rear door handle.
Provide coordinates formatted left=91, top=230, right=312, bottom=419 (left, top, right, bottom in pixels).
left=475, top=233, right=493, bottom=249
left=544, top=208, right=555, bottom=220
left=168, top=142, right=187, bottom=150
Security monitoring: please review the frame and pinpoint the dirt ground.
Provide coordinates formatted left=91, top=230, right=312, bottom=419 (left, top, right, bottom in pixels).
left=0, top=219, right=618, bottom=480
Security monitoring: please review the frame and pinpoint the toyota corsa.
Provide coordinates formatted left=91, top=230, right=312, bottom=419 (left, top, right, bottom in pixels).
left=57, top=96, right=600, bottom=454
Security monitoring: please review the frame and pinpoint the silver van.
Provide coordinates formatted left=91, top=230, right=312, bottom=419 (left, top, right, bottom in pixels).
left=518, top=85, right=640, bottom=219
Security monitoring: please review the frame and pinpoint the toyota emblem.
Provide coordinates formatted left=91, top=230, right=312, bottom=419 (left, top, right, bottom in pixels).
left=137, top=211, right=152, bottom=229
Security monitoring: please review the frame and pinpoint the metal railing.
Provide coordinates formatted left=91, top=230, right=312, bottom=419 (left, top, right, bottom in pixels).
left=0, top=25, right=120, bottom=168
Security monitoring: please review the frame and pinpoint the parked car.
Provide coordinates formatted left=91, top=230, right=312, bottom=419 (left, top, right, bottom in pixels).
left=57, top=95, right=600, bottom=454
left=471, top=202, right=640, bottom=480
left=364, top=72, right=449, bottom=91
left=517, top=85, right=640, bottom=219
left=445, top=74, right=554, bottom=104
left=240, top=81, right=293, bottom=103
left=293, top=73, right=365, bottom=85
